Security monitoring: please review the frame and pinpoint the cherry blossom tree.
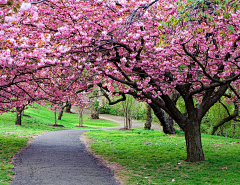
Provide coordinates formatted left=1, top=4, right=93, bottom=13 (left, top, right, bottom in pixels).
left=1, top=0, right=240, bottom=162
left=0, top=0, right=90, bottom=114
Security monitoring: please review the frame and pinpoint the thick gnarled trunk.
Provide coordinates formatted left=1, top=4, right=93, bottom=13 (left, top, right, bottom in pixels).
left=149, top=103, right=175, bottom=134
left=184, top=120, right=205, bottom=162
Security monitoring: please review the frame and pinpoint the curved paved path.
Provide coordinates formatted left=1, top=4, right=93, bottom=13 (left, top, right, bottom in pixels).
left=11, top=114, right=161, bottom=185
left=11, top=129, right=119, bottom=185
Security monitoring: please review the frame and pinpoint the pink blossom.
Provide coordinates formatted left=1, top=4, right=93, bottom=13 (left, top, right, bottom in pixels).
left=20, top=3, right=31, bottom=11
left=0, top=0, right=7, bottom=4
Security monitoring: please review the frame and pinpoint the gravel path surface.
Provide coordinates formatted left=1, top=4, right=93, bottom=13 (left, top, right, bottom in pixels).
left=11, top=129, right=119, bottom=185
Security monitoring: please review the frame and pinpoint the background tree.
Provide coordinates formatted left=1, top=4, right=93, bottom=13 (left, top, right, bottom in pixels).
left=65, top=100, right=72, bottom=113
left=121, top=95, right=135, bottom=130
left=78, top=107, right=84, bottom=127
left=90, top=88, right=101, bottom=119
left=144, top=104, right=152, bottom=130
left=15, top=106, right=24, bottom=125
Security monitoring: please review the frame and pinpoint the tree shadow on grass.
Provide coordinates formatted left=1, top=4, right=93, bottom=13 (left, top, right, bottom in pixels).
left=48, top=124, right=64, bottom=127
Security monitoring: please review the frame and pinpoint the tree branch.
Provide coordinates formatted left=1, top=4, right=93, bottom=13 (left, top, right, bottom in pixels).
left=211, top=103, right=238, bottom=135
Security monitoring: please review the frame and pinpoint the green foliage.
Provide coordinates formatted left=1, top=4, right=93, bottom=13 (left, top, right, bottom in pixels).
left=207, top=101, right=233, bottom=126
left=175, top=97, right=240, bottom=139
left=100, top=96, right=160, bottom=123
left=201, top=100, right=238, bottom=137
left=176, top=97, right=186, bottom=114
left=0, top=105, right=120, bottom=184
left=86, top=129, right=240, bottom=185
left=93, top=101, right=99, bottom=111
left=100, top=104, right=117, bottom=115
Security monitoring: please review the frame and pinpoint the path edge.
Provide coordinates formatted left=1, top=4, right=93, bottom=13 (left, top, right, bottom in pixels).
left=80, top=132, right=125, bottom=185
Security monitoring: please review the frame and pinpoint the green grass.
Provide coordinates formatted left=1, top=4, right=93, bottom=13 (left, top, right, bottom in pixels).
left=0, top=105, right=120, bottom=185
left=85, top=129, right=240, bottom=185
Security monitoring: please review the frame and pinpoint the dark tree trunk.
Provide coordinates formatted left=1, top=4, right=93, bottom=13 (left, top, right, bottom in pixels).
left=58, top=109, right=64, bottom=120
left=15, top=107, right=22, bottom=125
left=184, top=120, right=205, bottom=162
left=144, top=104, right=152, bottom=130
left=54, top=110, right=57, bottom=126
left=91, top=113, right=99, bottom=119
left=65, top=103, right=72, bottom=113
left=91, top=103, right=99, bottom=119
left=149, top=103, right=176, bottom=134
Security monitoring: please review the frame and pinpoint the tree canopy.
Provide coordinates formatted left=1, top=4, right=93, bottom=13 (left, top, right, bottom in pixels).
left=1, top=0, right=240, bottom=162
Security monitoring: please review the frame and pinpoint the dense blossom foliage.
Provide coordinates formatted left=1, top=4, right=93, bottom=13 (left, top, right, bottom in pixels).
left=1, top=0, right=240, bottom=161
left=0, top=0, right=93, bottom=112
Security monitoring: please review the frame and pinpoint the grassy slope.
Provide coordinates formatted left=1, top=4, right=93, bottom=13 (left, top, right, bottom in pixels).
left=85, top=129, right=240, bottom=185
left=0, top=106, right=120, bottom=185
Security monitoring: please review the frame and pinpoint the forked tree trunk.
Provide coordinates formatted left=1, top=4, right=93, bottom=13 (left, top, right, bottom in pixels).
left=123, top=109, right=132, bottom=129
left=184, top=120, right=205, bottom=162
left=15, top=107, right=22, bottom=125
left=144, top=104, right=152, bottom=130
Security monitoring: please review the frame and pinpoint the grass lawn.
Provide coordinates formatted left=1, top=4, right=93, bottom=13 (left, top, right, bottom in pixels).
left=85, top=129, right=240, bottom=185
left=0, top=105, right=120, bottom=185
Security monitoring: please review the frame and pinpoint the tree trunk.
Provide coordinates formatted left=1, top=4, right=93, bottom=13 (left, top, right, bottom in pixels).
left=15, top=107, right=22, bottom=125
left=149, top=103, right=175, bottom=134
left=54, top=110, right=57, bottom=126
left=79, top=108, right=83, bottom=127
left=123, top=110, right=131, bottom=129
left=91, top=103, right=99, bottom=119
left=144, top=104, right=152, bottom=130
left=65, top=103, right=72, bottom=113
left=125, top=111, right=129, bottom=129
left=184, top=120, right=205, bottom=162
left=58, top=109, right=64, bottom=120
left=127, top=111, right=132, bottom=129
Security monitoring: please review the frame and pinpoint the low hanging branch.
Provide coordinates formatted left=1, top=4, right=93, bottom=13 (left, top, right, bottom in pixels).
left=99, top=84, right=126, bottom=105
left=211, top=103, right=239, bottom=135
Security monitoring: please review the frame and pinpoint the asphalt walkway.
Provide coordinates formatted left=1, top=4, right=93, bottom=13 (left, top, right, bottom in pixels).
left=11, top=129, right=119, bottom=185
left=11, top=114, right=161, bottom=185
